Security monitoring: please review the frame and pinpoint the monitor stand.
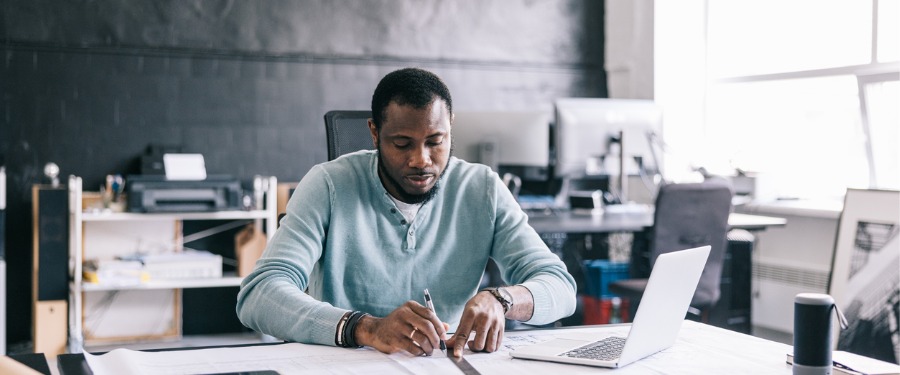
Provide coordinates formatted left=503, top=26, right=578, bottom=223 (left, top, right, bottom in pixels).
left=606, top=130, right=651, bottom=215
left=618, top=130, right=628, bottom=204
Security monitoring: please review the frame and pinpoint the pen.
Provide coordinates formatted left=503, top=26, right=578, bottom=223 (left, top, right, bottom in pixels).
left=423, top=288, right=447, bottom=352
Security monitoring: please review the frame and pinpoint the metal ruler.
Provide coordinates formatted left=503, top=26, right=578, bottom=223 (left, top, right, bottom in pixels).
left=449, top=354, right=482, bottom=375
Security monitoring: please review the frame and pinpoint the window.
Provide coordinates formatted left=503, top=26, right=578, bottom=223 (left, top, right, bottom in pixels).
left=861, top=77, right=900, bottom=189
left=707, top=1, right=873, bottom=78
left=706, top=76, right=869, bottom=199
left=656, top=0, right=900, bottom=200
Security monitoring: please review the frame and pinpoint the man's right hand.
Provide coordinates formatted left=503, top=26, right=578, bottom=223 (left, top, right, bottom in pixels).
left=354, top=301, right=448, bottom=356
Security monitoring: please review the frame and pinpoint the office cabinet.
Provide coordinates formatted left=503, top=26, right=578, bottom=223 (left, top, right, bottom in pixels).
left=65, top=175, right=277, bottom=350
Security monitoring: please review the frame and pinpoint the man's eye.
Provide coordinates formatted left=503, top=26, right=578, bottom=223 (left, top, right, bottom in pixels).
left=393, top=142, right=410, bottom=149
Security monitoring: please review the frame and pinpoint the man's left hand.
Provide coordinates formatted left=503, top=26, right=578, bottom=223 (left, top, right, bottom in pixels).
left=446, top=291, right=505, bottom=357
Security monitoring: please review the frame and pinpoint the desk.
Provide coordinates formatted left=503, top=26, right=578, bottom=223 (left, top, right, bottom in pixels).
left=58, top=321, right=799, bottom=374
left=527, top=209, right=787, bottom=234
left=526, top=209, right=787, bottom=332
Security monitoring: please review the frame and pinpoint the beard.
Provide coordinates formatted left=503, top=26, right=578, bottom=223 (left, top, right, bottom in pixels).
left=376, top=144, right=452, bottom=204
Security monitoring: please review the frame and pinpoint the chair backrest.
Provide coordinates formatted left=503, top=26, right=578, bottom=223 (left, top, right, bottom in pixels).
left=324, top=110, right=374, bottom=161
left=649, top=178, right=734, bottom=307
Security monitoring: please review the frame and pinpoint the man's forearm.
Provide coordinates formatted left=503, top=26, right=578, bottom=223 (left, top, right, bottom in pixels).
left=501, top=285, right=534, bottom=321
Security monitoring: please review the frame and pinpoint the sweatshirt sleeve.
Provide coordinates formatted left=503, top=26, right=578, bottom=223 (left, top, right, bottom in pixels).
left=235, top=165, right=348, bottom=346
left=487, top=170, right=577, bottom=325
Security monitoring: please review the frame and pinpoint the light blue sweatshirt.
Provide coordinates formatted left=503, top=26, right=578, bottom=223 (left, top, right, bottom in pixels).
left=236, top=150, right=576, bottom=346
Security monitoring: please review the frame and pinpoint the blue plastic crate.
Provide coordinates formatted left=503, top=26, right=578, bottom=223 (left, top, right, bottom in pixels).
left=582, top=260, right=630, bottom=298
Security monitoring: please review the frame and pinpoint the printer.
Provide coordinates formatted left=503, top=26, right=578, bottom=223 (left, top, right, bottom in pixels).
left=126, top=175, right=243, bottom=213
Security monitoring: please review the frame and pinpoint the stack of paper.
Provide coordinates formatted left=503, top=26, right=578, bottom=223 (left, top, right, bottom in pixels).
left=83, top=259, right=149, bottom=286
left=137, top=250, right=223, bottom=280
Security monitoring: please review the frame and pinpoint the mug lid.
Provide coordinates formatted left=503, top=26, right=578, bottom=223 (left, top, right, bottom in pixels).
left=795, top=293, right=834, bottom=305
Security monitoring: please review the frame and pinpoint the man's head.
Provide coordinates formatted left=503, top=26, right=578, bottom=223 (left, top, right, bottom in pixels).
left=368, top=68, right=454, bottom=204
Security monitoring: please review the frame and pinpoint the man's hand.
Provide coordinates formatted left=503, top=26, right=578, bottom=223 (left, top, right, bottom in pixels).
left=355, top=301, right=448, bottom=356
left=446, top=291, right=506, bottom=357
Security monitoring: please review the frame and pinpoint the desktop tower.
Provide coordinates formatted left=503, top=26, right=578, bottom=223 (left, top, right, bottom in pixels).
left=32, top=184, right=69, bottom=356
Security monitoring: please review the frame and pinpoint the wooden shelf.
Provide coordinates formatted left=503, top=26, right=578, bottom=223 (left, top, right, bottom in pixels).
left=81, top=210, right=271, bottom=222
left=66, top=175, right=279, bottom=351
left=78, top=275, right=244, bottom=292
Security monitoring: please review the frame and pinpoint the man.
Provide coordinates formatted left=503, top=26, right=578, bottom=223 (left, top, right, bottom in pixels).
left=237, top=67, right=575, bottom=357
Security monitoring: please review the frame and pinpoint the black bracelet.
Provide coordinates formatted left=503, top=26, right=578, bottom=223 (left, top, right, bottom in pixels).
left=335, top=311, right=352, bottom=347
left=342, top=311, right=369, bottom=348
left=340, top=311, right=358, bottom=348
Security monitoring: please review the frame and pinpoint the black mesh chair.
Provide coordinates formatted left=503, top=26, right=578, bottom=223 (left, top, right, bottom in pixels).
left=609, top=177, right=734, bottom=322
left=324, top=110, right=375, bottom=161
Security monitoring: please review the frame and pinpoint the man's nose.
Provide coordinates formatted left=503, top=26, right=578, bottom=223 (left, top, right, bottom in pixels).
left=409, top=145, right=431, bottom=169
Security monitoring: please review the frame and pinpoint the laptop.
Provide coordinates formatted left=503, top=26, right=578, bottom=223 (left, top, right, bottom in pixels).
left=510, top=245, right=711, bottom=368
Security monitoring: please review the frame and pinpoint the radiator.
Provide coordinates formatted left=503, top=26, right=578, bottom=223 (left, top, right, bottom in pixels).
left=752, top=258, right=830, bottom=333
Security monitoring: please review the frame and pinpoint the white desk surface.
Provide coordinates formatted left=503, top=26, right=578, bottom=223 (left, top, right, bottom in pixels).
left=528, top=209, right=787, bottom=234
left=81, top=321, right=795, bottom=374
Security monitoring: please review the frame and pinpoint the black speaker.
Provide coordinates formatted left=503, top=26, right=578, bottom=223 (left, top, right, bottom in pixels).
left=34, top=187, right=68, bottom=301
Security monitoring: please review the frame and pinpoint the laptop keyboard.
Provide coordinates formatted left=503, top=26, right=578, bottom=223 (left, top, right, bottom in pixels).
left=559, top=336, right=626, bottom=361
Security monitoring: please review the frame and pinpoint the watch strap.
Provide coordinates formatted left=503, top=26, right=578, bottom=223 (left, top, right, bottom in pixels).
left=480, top=287, right=512, bottom=314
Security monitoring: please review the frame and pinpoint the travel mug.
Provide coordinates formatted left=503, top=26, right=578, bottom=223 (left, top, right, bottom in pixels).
left=792, top=293, right=844, bottom=375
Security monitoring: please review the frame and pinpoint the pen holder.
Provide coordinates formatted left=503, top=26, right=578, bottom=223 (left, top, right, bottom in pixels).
left=792, top=293, right=848, bottom=375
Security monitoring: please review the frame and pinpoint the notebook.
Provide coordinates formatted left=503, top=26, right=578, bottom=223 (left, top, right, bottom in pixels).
left=510, top=245, right=711, bottom=368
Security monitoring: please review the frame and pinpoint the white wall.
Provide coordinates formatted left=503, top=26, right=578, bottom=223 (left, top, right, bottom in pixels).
left=740, top=203, right=841, bottom=333
left=604, top=0, right=654, bottom=99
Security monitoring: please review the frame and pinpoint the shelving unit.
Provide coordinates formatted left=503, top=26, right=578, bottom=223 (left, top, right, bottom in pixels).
left=66, top=175, right=277, bottom=351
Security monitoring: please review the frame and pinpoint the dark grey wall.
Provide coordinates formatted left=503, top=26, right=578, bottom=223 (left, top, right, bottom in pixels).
left=0, top=0, right=606, bottom=348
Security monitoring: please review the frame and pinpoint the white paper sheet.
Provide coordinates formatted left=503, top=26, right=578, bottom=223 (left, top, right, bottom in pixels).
left=82, top=322, right=796, bottom=375
left=163, top=154, right=206, bottom=181
left=84, top=343, right=409, bottom=375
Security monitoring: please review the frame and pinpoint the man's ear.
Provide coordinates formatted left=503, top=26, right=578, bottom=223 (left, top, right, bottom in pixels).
left=367, top=119, right=378, bottom=148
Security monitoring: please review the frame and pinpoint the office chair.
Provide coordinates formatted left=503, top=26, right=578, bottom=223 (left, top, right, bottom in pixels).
left=609, top=177, right=734, bottom=322
left=324, top=110, right=375, bottom=161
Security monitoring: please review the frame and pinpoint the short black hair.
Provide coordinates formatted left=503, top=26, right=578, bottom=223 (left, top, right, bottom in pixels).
left=370, top=68, right=453, bottom=130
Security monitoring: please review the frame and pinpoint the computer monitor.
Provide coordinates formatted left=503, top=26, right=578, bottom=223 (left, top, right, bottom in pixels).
left=554, top=98, right=663, bottom=179
left=451, top=110, right=552, bottom=173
